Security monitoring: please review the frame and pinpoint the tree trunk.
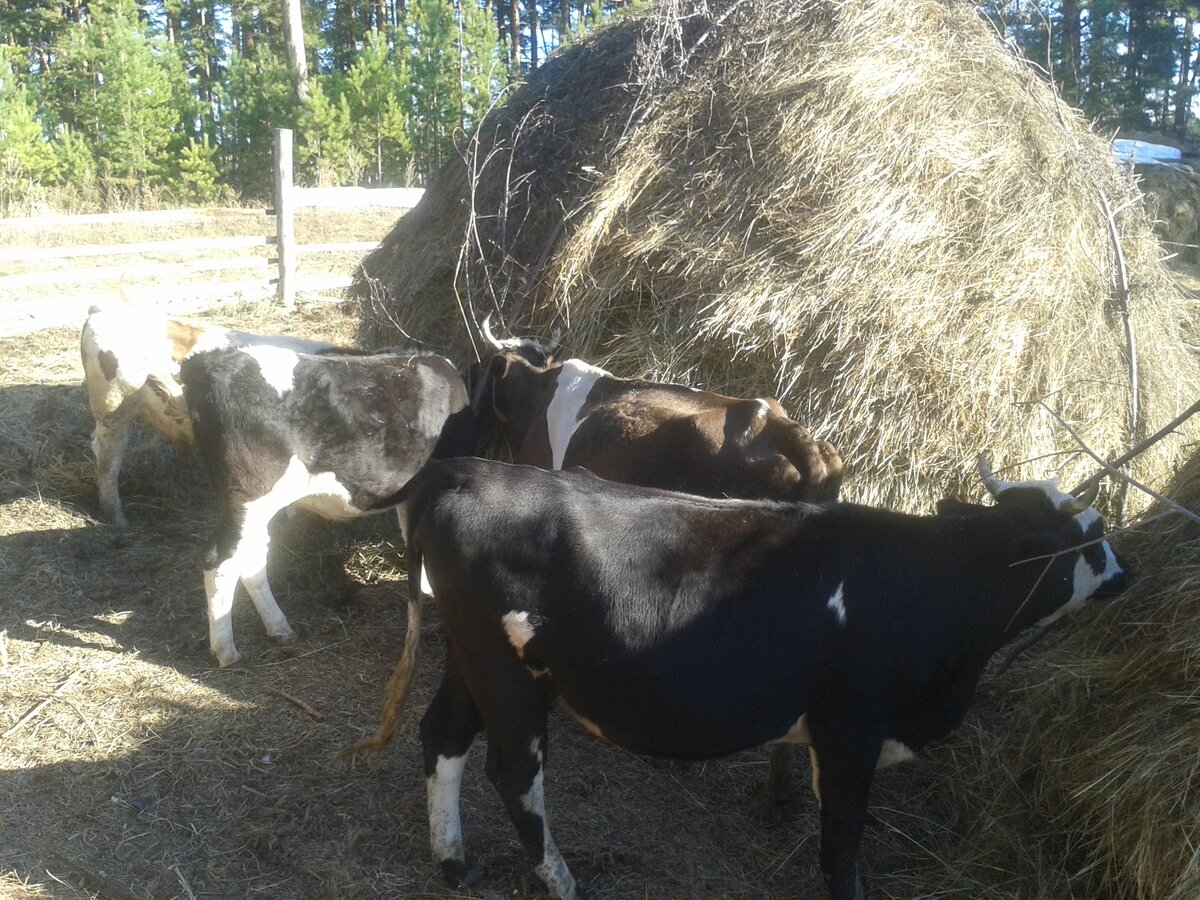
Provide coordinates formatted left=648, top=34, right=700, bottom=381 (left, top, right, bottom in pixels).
left=1176, top=17, right=1194, bottom=137
left=1059, top=0, right=1080, bottom=98
left=509, top=0, right=521, bottom=71
left=526, top=0, right=538, bottom=68
left=282, top=0, right=311, bottom=101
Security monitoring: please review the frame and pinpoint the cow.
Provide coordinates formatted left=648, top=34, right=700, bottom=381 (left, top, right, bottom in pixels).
left=81, top=300, right=334, bottom=526
left=178, top=345, right=474, bottom=667
left=473, top=319, right=844, bottom=505
left=348, top=456, right=1127, bottom=900
left=473, top=318, right=843, bottom=800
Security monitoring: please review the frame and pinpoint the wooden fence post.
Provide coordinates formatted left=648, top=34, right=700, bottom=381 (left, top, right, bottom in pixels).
left=274, top=128, right=296, bottom=308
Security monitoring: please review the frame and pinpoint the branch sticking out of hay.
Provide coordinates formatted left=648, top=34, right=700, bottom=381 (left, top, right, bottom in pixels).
left=1039, top=401, right=1200, bottom=525
left=1071, top=396, right=1200, bottom=496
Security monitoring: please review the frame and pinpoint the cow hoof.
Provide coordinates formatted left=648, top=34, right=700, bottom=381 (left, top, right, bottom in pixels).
left=439, top=857, right=481, bottom=888
left=270, top=628, right=297, bottom=645
left=215, top=648, right=242, bottom=667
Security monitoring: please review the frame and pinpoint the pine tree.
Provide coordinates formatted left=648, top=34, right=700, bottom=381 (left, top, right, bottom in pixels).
left=46, top=0, right=184, bottom=197
left=178, top=135, right=223, bottom=202
left=298, top=76, right=360, bottom=185
left=345, top=27, right=413, bottom=183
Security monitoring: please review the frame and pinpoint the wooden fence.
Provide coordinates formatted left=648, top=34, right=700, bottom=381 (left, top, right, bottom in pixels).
left=0, top=128, right=421, bottom=309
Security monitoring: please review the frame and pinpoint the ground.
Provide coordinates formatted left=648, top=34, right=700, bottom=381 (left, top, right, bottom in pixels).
left=0, top=248, right=1087, bottom=898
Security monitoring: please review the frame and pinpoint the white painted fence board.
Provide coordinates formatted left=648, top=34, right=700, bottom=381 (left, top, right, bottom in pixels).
left=0, top=208, right=264, bottom=228
left=0, top=256, right=269, bottom=290
left=0, top=235, right=273, bottom=264
left=291, top=186, right=423, bottom=209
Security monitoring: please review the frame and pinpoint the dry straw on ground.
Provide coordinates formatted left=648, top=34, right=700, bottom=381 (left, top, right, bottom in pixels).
left=357, top=0, right=1200, bottom=513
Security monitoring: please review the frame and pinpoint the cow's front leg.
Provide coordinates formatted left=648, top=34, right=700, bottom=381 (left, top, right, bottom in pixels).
left=204, top=504, right=292, bottom=665
left=809, top=718, right=880, bottom=900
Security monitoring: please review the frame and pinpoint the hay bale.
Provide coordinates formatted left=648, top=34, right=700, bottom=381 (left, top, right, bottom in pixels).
left=997, top=461, right=1200, bottom=900
left=1134, top=163, right=1200, bottom=263
left=356, top=0, right=1200, bottom=511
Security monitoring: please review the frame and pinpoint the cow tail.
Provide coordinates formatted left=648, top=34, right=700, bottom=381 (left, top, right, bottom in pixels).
left=337, top=546, right=423, bottom=761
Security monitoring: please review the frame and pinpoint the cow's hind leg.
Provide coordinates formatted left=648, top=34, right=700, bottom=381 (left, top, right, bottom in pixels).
left=204, top=502, right=293, bottom=666
left=92, top=418, right=131, bottom=526
left=480, top=673, right=582, bottom=899
left=809, top=717, right=880, bottom=900
left=419, top=650, right=484, bottom=886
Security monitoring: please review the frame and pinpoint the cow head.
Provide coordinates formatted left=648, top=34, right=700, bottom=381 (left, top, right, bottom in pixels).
left=468, top=315, right=561, bottom=415
left=974, top=454, right=1128, bottom=630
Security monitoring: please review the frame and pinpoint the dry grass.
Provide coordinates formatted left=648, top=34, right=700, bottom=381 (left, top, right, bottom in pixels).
left=358, top=0, right=1200, bottom=516
left=0, top=299, right=1121, bottom=898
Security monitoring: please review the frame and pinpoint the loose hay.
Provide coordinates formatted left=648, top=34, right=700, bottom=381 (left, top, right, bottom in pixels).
left=357, top=0, right=1200, bottom=513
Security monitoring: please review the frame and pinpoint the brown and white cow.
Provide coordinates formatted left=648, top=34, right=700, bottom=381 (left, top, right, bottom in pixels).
left=472, top=320, right=843, bottom=802
left=474, top=319, right=843, bottom=505
left=81, top=300, right=333, bottom=525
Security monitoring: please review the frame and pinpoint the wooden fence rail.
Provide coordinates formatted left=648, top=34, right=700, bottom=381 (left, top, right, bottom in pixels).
left=0, top=126, right=421, bottom=306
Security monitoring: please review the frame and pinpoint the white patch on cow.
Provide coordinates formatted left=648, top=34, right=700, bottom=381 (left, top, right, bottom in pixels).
left=294, top=469, right=359, bottom=520
left=427, top=753, right=468, bottom=864
left=502, top=610, right=536, bottom=655
left=775, top=713, right=813, bottom=745
left=1036, top=542, right=1124, bottom=627
left=877, top=739, right=915, bottom=769
left=520, top=765, right=580, bottom=900
left=420, top=565, right=434, bottom=597
left=241, top=344, right=301, bottom=397
left=184, top=325, right=235, bottom=357
left=1072, top=505, right=1102, bottom=534
left=994, top=476, right=1089, bottom=515
left=546, top=358, right=610, bottom=469
left=826, top=582, right=847, bottom=626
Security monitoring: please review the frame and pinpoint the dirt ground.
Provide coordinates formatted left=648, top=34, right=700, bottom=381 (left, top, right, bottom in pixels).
left=0, top=300, right=1091, bottom=899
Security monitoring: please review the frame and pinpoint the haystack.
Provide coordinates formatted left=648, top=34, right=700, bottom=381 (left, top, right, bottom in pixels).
left=993, top=458, right=1200, bottom=900
left=355, top=0, right=1200, bottom=511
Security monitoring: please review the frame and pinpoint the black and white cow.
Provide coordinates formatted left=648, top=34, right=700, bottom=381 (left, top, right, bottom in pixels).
left=178, top=345, right=474, bottom=666
left=351, top=456, right=1126, bottom=900
left=81, top=300, right=333, bottom=525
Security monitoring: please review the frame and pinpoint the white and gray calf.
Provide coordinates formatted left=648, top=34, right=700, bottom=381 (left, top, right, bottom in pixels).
left=81, top=301, right=332, bottom=526
left=179, top=344, right=473, bottom=666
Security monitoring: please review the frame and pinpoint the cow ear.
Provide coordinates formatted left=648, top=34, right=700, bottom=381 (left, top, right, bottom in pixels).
left=1011, top=531, right=1065, bottom=565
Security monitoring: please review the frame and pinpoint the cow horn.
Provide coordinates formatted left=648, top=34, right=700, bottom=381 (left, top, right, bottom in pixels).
left=977, top=453, right=1005, bottom=498
left=481, top=313, right=504, bottom=350
left=547, top=327, right=563, bottom=353
left=1063, top=479, right=1101, bottom=515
